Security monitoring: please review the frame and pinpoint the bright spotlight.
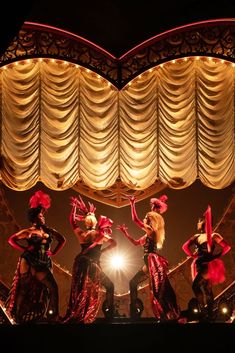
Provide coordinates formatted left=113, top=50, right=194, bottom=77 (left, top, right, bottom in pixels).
left=110, top=254, right=125, bottom=270
left=217, top=301, right=232, bottom=322
left=100, top=244, right=142, bottom=294
left=219, top=302, right=231, bottom=315
left=221, top=307, right=228, bottom=314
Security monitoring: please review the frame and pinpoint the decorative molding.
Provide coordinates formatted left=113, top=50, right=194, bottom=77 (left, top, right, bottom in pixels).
left=0, top=20, right=234, bottom=89
left=120, top=20, right=235, bottom=87
left=0, top=22, right=119, bottom=87
left=72, top=179, right=166, bottom=207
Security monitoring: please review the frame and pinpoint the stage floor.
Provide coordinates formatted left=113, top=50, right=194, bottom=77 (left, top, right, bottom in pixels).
left=0, top=320, right=234, bottom=353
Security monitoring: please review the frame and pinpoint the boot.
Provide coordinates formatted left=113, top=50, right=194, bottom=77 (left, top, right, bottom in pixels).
left=130, top=298, right=143, bottom=321
left=102, top=300, right=114, bottom=322
left=199, top=305, right=209, bottom=322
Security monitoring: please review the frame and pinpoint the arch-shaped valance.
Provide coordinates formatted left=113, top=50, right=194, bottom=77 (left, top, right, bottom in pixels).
left=0, top=19, right=234, bottom=89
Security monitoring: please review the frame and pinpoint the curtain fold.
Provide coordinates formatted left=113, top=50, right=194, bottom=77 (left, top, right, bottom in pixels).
left=0, top=59, right=234, bottom=191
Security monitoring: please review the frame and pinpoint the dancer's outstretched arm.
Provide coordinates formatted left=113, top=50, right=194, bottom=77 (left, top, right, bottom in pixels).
left=69, top=197, right=80, bottom=230
left=117, top=224, right=146, bottom=246
left=127, top=195, right=144, bottom=229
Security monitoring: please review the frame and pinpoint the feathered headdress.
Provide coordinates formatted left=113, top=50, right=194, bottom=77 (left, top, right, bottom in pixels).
left=97, top=215, right=113, bottom=235
left=71, top=195, right=96, bottom=221
left=150, top=194, right=168, bottom=214
left=81, top=215, right=114, bottom=255
left=203, top=204, right=212, bottom=253
left=29, top=190, right=51, bottom=210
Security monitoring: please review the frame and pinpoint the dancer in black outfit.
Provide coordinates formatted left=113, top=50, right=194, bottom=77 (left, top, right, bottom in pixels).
left=182, top=205, right=231, bottom=321
left=6, top=190, right=66, bottom=323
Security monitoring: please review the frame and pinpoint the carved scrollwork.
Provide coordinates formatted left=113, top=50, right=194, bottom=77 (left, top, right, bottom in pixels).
left=0, top=21, right=234, bottom=89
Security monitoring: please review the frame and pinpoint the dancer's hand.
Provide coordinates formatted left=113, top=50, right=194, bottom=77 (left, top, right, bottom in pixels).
left=46, top=249, right=54, bottom=257
left=124, top=194, right=136, bottom=204
left=70, top=196, right=78, bottom=207
left=116, top=224, right=128, bottom=233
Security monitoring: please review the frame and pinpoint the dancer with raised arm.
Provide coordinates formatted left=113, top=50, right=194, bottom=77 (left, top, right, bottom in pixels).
left=182, top=205, right=231, bottom=321
left=6, top=190, right=66, bottom=324
left=117, top=194, right=180, bottom=322
left=62, top=195, right=116, bottom=323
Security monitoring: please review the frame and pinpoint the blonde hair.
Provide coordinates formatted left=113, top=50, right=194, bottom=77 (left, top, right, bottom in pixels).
left=146, top=211, right=165, bottom=249
left=84, top=213, right=97, bottom=229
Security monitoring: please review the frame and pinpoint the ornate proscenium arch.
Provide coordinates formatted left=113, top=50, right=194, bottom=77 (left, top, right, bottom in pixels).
left=0, top=19, right=234, bottom=207
left=119, top=18, right=235, bottom=87
left=0, top=19, right=234, bottom=88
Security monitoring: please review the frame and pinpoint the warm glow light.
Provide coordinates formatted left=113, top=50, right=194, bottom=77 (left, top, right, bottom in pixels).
left=221, top=307, right=228, bottom=314
left=110, top=254, right=125, bottom=270
left=100, top=244, right=143, bottom=295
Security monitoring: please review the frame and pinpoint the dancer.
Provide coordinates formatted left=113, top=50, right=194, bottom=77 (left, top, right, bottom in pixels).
left=117, top=194, right=180, bottom=322
left=62, top=195, right=116, bottom=324
left=6, top=190, right=66, bottom=324
left=182, top=205, right=231, bottom=321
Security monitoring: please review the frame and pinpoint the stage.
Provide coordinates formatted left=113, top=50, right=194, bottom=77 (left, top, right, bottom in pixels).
left=0, top=321, right=234, bottom=353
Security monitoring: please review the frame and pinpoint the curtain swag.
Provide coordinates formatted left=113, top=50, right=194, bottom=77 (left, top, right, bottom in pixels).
left=0, top=59, right=234, bottom=191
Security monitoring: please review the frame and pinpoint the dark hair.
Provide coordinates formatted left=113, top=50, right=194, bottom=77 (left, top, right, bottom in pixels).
left=27, top=205, right=43, bottom=223
left=197, top=217, right=206, bottom=232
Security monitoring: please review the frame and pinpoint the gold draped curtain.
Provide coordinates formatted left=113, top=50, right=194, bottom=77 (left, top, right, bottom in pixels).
left=0, top=58, right=234, bottom=191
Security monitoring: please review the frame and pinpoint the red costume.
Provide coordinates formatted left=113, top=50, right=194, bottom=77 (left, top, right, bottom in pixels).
left=62, top=195, right=116, bottom=323
left=117, top=194, right=180, bottom=321
left=182, top=205, right=231, bottom=321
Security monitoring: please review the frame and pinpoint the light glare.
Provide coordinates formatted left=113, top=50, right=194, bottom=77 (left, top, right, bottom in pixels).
left=110, top=254, right=125, bottom=270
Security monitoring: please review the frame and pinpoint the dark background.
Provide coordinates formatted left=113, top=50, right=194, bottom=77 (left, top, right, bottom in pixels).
left=1, top=0, right=235, bottom=57
left=24, top=0, right=235, bottom=57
